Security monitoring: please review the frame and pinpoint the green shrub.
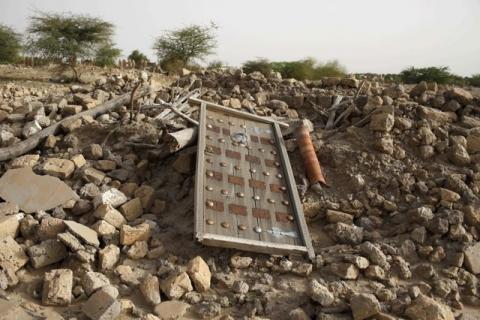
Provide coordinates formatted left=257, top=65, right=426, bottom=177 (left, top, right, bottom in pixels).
left=0, top=24, right=22, bottom=64
left=314, top=60, right=347, bottom=78
left=242, top=57, right=347, bottom=80
left=95, top=43, right=121, bottom=67
left=128, top=49, right=149, bottom=66
left=399, top=66, right=461, bottom=84
left=242, top=58, right=272, bottom=75
left=468, top=74, right=480, bottom=87
left=271, top=58, right=316, bottom=80
left=207, top=60, right=225, bottom=69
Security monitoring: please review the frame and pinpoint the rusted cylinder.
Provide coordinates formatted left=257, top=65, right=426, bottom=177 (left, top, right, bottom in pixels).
left=296, top=125, right=326, bottom=185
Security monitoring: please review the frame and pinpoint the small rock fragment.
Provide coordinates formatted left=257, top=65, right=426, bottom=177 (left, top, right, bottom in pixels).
left=41, top=158, right=75, bottom=179
left=309, top=279, right=334, bottom=306
left=187, top=256, right=211, bottom=292
left=160, top=272, right=193, bottom=299
left=405, top=294, right=454, bottom=320
left=94, top=204, right=126, bottom=228
left=140, top=274, right=161, bottom=305
left=127, top=240, right=148, bottom=259
left=82, top=271, right=110, bottom=296
left=154, top=301, right=190, bottom=320
left=27, top=239, right=68, bottom=269
left=42, top=269, right=73, bottom=306
left=120, top=222, right=151, bottom=245
left=350, top=293, right=381, bottom=320
left=0, top=236, right=28, bottom=271
left=119, top=197, right=143, bottom=221
left=99, top=244, right=120, bottom=271
left=230, top=256, right=253, bottom=269
left=464, top=242, right=480, bottom=274
left=82, top=285, right=121, bottom=320
left=64, top=220, right=100, bottom=247
left=93, top=188, right=127, bottom=208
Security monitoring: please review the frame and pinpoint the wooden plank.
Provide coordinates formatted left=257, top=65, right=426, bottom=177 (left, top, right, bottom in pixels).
left=228, top=114, right=260, bottom=241
left=189, top=98, right=289, bottom=128
left=272, top=122, right=315, bottom=259
left=244, top=119, right=278, bottom=244
left=255, top=121, right=300, bottom=246
left=204, top=110, right=236, bottom=237
left=194, top=102, right=207, bottom=240
left=201, top=233, right=308, bottom=255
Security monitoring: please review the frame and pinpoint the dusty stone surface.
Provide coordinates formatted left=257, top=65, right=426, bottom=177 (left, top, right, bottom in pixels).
left=119, top=197, right=143, bottom=221
left=140, top=274, right=161, bottom=305
left=405, top=294, right=454, bottom=320
left=42, top=269, right=73, bottom=306
left=153, top=301, right=190, bottom=319
left=82, top=285, right=121, bottom=320
left=64, top=220, right=100, bottom=247
left=98, top=244, right=120, bottom=271
left=160, top=272, right=193, bottom=299
left=41, top=158, right=75, bottom=179
left=93, top=203, right=126, bottom=228
left=27, top=239, right=68, bottom=269
left=93, top=188, right=128, bottom=208
left=350, top=293, right=381, bottom=320
left=0, top=167, right=78, bottom=213
left=464, top=242, right=480, bottom=274
left=0, top=213, right=20, bottom=239
left=120, top=222, right=151, bottom=245
left=186, top=256, right=211, bottom=292
left=0, top=66, right=479, bottom=319
left=0, top=236, right=28, bottom=270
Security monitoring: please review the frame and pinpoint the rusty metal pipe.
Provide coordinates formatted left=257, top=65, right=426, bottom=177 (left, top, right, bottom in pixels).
left=296, top=126, right=326, bottom=185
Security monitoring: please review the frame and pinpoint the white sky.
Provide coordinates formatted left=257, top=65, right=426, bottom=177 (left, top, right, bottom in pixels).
left=1, top=0, right=479, bottom=76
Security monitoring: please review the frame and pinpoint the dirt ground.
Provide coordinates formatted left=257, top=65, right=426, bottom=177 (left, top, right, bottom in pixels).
left=0, top=65, right=480, bottom=320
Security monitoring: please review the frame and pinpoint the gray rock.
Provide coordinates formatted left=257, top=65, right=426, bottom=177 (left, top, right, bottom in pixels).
left=82, top=285, right=120, bottom=320
left=27, top=239, right=68, bottom=269
left=64, top=220, right=100, bottom=247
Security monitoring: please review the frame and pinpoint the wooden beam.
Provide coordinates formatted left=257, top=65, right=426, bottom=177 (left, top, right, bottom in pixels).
left=189, top=97, right=289, bottom=128
left=194, top=102, right=207, bottom=241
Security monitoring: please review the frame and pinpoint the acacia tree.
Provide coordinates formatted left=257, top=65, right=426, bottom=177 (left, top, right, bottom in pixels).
left=153, top=23, right=217, bottom=71
left=26, top=11, right=115, bottom=80
left=0, top=24, right=22, bottom=64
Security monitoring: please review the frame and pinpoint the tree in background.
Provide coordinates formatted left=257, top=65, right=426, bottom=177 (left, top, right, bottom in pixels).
left=153, top=23, right=217, bottom=72
left=0, top=24, right=22, bottom=64
left=399, top=66, right=462, bottom=84
left=95, top=43, right=121, bottom=67
left=25, top=11, right=115, bottom=80
left=242, top=58, right=273, bottom=75
left=128, top=50, right=149, bottom=67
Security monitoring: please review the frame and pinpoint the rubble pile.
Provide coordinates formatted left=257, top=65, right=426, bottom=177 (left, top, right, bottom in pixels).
left=0, top=66, right=479, bottom=319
